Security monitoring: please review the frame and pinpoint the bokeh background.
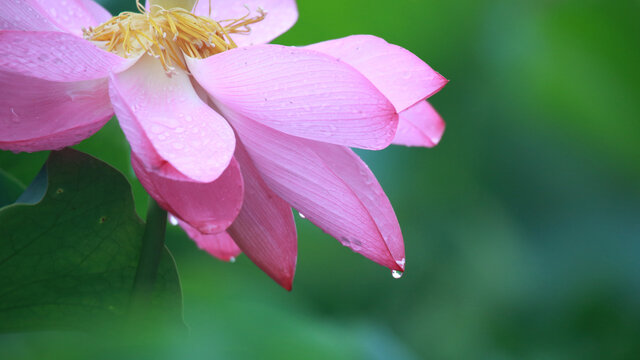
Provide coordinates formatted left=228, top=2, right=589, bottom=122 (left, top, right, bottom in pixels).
left=2, top=0, right=639, bottom=358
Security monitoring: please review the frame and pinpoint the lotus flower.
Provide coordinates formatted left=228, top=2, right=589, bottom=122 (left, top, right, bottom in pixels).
left=0, top=0, right=447, bottom=289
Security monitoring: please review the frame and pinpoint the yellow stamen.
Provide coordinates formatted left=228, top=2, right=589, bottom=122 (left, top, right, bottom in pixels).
left=83, top=0, right=266, bottom=73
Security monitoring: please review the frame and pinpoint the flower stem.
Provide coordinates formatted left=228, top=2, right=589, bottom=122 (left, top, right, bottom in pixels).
left=129, top=198, right=168, bottom=317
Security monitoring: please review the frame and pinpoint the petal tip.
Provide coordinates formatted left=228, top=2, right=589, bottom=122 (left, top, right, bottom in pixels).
left=276, top=275, right=294, bottom=291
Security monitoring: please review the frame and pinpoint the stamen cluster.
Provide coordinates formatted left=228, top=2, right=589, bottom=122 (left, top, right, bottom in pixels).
left=83, top=2, right=265, bottom=72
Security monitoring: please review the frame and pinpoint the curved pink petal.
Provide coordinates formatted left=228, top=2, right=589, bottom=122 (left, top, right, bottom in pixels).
left=393, top=101, right=445, bottom=148
left=80, top=0, right=113, bottom=24
left=224, top=107, right=404, bottom=272
left=132, top=155, right=244, bottom=234
left=188, top=45, right=398, bottom=150
left=0, top=31, right=131, bottom=82
left=1, top=2, right=60, bottom=31
left=180, top=222, right=241, bottom=262
left=193, top=0, right=297, bottom=47
left=307, top=35, right=448, bottom=112
left=26, top=0, right=110, bottom=36
left=228, top=141, right=297, bottom=290
left=109, top=55, right=236, bottom=183
left=0, top=71, right=112, bottom=152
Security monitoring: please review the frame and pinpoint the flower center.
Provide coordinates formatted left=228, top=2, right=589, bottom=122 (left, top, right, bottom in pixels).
left=83, top=0, right=265, bottom=73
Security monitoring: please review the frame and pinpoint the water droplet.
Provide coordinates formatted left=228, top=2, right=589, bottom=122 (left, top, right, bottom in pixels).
left=229, top=257, right=236, bottom=263
left=9, top=108, right=19, bottom=123
left=168, top=214, right=179, bottom=226
left=298, top=212, right=306, bottom=219
left=151, top=124, right=164, bottom=134
left=391, top=270, right=404, bottom=279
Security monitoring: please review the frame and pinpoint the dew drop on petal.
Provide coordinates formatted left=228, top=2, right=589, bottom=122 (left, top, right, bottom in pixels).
left=168, top=214, right=179, bottom=226
left=151, top=124, right=164, bottom=134
left=391, top=270, right=404, bottom=279
left=298, top=212, right=306, bottom=219
left=9, top=108, right=19, bottom=123
left=229, top=257, right=236, bottom=263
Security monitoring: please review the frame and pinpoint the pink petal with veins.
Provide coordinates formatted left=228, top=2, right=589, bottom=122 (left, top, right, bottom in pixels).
left=1, top=2, right=60, bottom=31
left=308, top=35, right=448, bottom=112
left=109, top=55, right=236, bottom=183
left=224, top=107, right=404, bottom=272
left=28, top=0, right=111, bottom=36
left=132, top=155, right=244, bottom=234
left=0, top=31, right=132, bottom=82
left=393, top=101, right=445, bottom=148
left=188, top=45, right=397, bottom=150
left=0, top=71, right=112, bottom=152
left=193, top=0, right=298, bottom=47
left=180, top=222, right=242, bottom=262
left=228, top=141, right=297, bottom=290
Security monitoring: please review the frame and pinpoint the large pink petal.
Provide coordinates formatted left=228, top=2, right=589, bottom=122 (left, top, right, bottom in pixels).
left=132, top=155, right=244, bottom=234
left=188, top=45, right=398, bottom=150
left=307, top=35, right=448, bottom=112
left=393, top=101, right=445, bottom=148
left=0, top=71, right=112, bottom=152
left=109, top=55, right=236, bottom=183
left=27, top=0, right=110, bottom=36
left=193, top=0, right=297, bottom=47
left=224, top=107, right=405, bottom=272
left=179, top=222, right=241, bottom=262
left=0, top=31, right=131, bottom=82
left=1, top=2, right=60, bottom=31
left=228, top=141, right=297, bottom=290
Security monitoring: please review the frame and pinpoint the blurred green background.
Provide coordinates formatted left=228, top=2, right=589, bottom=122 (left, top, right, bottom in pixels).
left=2, top=0, right=640, bottom=358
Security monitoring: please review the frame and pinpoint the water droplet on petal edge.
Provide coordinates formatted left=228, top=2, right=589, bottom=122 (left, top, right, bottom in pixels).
left=391, top=270, right=404, bottom=279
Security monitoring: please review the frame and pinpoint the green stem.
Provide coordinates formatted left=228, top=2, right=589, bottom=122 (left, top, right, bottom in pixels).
left=129, top=198, right=168, bottom=316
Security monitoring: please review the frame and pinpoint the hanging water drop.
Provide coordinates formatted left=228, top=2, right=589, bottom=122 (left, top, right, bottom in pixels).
left=298, top=212, right=306, bottom=219
left=168, top=214, right=179, bottom=226
left=391, top=270, right=404, bottom=279
left=229, top=257, right=236, bottom=263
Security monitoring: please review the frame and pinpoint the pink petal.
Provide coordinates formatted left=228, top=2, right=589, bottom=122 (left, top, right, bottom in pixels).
left=109, top=55, right=236, bottom=183
left=179, top=222, right=241, bottom=262
left=0, top=31, right=131, bottom=82
left=307, top=35, right=448, bottom=112
left=228, top=141, right=297, bottom=290
left=393, top=101, right=445, bottom=148
left=225, top=108, right=405, bottom=272
left=79, top=0, right=113, bottom=24
left=188, top=45, right=398, bottom=150
left=27, top=0, right=110, bottom=36
left=1, top=2, right=60, bottom=31
left=132, top=155, right=244, bottom=234
left=0, top=71, right=112, bottom=152
left=193, top=0, right=297, bottom=47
